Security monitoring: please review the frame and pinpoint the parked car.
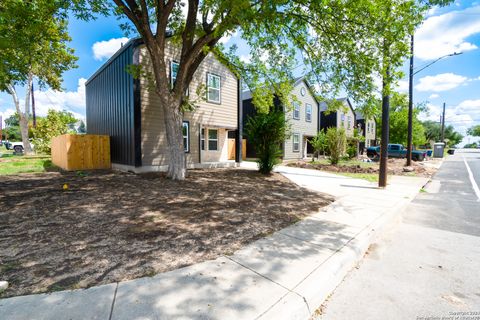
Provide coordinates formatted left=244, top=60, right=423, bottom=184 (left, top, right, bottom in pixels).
left=366, top=144, right=427, bottom=161
left=6, top=141, right=34, bottom=153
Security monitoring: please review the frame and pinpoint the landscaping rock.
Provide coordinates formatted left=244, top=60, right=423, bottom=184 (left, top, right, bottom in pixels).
left=0, top=281, right=8, bottom=292
left=403, top=166, right=415, bottom=173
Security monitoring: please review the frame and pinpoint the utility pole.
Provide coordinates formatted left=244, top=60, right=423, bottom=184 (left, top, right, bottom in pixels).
left=441, top=102, right=446, bottom=142
left=406, top=34, right=414, bottom=167
left=379, top=74, right=390, bottom=188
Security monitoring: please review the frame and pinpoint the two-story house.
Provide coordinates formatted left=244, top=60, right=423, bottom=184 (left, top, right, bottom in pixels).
left=242, top=77, right=320, bottom=160
left=355, top=111, right=377, bottom=151
left=85, top=38, right=241, bottom=172
left=319, top=97, right=356, bottom=137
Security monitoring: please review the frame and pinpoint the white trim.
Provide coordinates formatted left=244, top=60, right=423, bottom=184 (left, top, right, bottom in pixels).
left=182, top=121, right=189, bottom=152
left=293, top=102, right=300, bottom=120
left=207, top=73, right=221, bottom=103
left=293, top=133, right=300, bottom=152
left=208, top=128, right=218, bottom=151
left=463, top=156, right=480, bottom=201
left=305, top=103, right=312, bottom=122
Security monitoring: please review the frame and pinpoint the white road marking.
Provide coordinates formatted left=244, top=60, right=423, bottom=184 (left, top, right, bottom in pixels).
left=463, top=156, right=480, bottom=201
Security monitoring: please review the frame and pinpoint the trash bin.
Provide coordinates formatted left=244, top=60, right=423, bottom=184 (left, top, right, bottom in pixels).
left=433, top=142, right=445, bottom=158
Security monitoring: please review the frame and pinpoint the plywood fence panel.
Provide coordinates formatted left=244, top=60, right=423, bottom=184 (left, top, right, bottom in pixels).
left=51, top=134, right=111, bottom=171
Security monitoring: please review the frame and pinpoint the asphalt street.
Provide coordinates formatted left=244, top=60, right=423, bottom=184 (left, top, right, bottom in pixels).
left=316, top=149, right=480, bottom=320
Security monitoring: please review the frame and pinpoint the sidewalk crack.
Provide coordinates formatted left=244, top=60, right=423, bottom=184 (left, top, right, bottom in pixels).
left=108, top=282, right=119, bottom=320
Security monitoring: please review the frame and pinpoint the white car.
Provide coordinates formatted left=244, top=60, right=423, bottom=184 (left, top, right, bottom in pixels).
left=6, top=141, right=34, bottom=153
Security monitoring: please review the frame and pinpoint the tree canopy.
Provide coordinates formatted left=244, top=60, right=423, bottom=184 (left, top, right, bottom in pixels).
left=467, top=125, right=480, bottom=137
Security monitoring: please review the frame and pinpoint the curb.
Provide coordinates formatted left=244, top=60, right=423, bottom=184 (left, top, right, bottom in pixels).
left=259, top=196, right=413, bottom=319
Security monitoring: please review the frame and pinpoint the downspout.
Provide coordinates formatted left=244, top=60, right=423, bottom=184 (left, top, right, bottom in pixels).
left=235, top=78, right=242, bottom=163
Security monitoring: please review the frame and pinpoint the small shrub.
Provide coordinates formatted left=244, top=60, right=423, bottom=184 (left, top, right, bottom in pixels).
left=325, top=127, right=346, bottom=165
left=32, top=109, right=77, bottom=154
left=310, top=130, right=327, bottom=161
left=245, top=109, right=290, bottom=174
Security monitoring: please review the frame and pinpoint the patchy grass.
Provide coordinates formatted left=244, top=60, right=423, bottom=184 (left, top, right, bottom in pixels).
left=0, top=168, right=333, bottom=298
left=338, top=172, right=380, bottom=182
left=0, top=155, right=54, bottom=175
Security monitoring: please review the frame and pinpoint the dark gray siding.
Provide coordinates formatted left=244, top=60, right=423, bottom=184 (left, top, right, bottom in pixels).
left=320, top=111, right=337, bottom=131
left=86, top=41, right=140, bottom=166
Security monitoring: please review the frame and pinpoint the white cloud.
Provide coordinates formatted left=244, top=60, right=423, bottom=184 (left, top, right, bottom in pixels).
left=219, top=30, right=239, bottom=45
left=31, top=78, right=86, bottom=120
left=395, top=80, right=409, bottom=93
left=92, top=37, right=129, bottom=61
left=1, top=108, right=16, bottom=129
left=415, top=5, right=480, bottom=60
left=420, top=100, right=480, bottom=146
left=415, top=73, right=468, bottom=92
left=429, top=93, right=440, bottom=99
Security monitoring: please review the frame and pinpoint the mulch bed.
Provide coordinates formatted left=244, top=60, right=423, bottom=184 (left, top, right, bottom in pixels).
left=288, top=158, right=436, bottom=177
left=0, top=168, right=333, bottom=298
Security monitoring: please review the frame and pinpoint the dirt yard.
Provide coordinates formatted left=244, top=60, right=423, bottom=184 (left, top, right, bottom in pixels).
left=288, top=157, right=440, bottom=178
left=0, top=168, right=332, bottom=298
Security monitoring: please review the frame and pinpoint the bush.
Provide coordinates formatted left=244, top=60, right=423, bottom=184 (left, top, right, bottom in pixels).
left=245, top=110, right=290, bottom=174
left=325, top=127, right=346, bottom=165
left=310, top=130, right=327, bottom=160
left=32, top=109, right=77, bottom=154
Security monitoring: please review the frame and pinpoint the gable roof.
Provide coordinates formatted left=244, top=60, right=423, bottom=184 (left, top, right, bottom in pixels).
left=319, top=97, right=355, bottom=115
left=242, top=76, right=320, bottom=104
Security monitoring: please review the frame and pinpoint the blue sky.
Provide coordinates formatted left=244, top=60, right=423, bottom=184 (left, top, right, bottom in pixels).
left=1, top=0, right=479, bottom=146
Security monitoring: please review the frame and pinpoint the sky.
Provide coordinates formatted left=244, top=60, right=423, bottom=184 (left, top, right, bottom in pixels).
left=1, top=0, right=479, bottom=146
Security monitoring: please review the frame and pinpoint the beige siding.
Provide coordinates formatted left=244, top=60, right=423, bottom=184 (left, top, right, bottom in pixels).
left=284, top=81, right=319, bottom=160
left=365, top=119, right=376, bottom=147
left=138, top=44, right=238, bottom=166
left=336, top=102, right=356, bottom=137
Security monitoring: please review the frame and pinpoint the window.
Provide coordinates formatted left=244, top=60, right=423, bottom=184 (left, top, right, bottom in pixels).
left=306, top=104, right=312, bottom=122
left=182, top=121, right=189, bottom=152
left=366, top=122, right=370, bottom=134
left=208, top=129, right=218, bottom=150
left=293, top=102, right=300, bottom=120
left=293, top=133, right=300, bottom=152
left=201, top=128, right=205, bottom=150
left=300, top=87, right=306, bottom=96
left=170, top=61, right=179, bottom=88
left=207, top=73, right=221, bottom=103
left=347, top=116, right=351, bottom=129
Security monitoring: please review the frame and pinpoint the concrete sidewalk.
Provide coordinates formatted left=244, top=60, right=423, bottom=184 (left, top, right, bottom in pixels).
left=0, top=166, right=428, bottom=320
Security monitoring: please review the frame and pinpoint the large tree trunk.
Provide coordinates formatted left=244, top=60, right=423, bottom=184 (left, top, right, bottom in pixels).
left=6, top=83, right=33, bottom=155
left=161, top=95, right=186, bottom=180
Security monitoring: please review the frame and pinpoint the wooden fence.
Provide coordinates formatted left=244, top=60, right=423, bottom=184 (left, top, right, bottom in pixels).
left=51, top=134, right=111, bottom=171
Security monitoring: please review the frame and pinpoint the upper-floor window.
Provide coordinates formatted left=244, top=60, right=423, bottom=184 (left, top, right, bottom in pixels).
left=170, top=61, right=179, bottom=89
left=207, top=73, right=221, bottom=103
left=182, top=121, right=189, bottom=152
left=306, top=104, right=312, bottom=122
left=293, top=102, right=300, bottom=120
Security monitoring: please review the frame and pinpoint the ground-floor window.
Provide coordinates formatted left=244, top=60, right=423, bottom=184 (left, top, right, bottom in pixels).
left=201, top=128, right=205, bottom=150
left=208, top=129, right=218, bottom=150
left=183, top=121, right=189, bottom=152
left=293, top=133, right=300, bottom=152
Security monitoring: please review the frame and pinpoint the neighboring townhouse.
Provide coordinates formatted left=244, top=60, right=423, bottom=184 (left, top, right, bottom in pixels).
left=85, top=38, right=241, bottom=172
left=355, top=111, right=377, bottom=151
left=242, top=77, right=320, bottom=160
left=319, top=97, right=356, bottom=137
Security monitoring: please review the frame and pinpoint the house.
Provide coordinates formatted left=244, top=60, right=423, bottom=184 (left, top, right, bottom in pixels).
left=242, top=77, right=320, bottom=160
left=319, top=97, right=356, bottom=137
left=85, top=38, right=241, bottom=172
left=355, top=111, right=377, bottom=150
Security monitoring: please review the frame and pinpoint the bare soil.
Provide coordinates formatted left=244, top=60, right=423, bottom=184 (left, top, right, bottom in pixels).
left=0, top=168, right=332, bottom=298
left=288, top=157, right=438, bottom=177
